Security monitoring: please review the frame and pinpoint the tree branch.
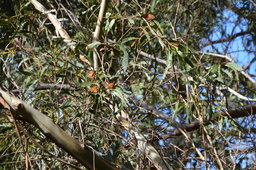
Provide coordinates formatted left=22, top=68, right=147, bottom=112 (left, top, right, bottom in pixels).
left=11, top=83, right=77, bottom=93
left=200, top=30, right=253, bottom=49
left=93, top=0, right=107, bottom=70
left=162, top=104, right=256, bottom=138
left=0, top=89, right=118, bottom=170
left=221, top=0, right=256, bottom=20
left=29, top=0, right=72, bottom=43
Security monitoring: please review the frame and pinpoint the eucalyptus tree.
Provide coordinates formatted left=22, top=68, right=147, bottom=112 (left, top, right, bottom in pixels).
left=0, top=0, right=255, bottom=169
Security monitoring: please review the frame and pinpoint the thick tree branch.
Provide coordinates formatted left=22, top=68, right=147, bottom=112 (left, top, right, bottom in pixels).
left=162, top=104, right=256, bottom=138
left=0, top=89, right=118, bottom=170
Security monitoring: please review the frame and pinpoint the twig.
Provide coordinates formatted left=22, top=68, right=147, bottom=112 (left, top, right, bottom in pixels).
left=243, top=56, right=256, bottom=71
left=227, top=87, right=256, bottom=101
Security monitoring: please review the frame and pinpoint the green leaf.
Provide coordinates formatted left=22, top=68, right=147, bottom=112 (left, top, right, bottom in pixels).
left=216, top=76, right=224, bottom=83
left=87, top=41, right=101, bottom=49
left=225, top=62, right=242, bottom=71
left=184, top=56, right=194, bottom=68
left=128, top=18, right=135, bottom=25
left=154, top=21, right=164, bottom=34
left=120, top=45, right=129, bottom=72
left=142, top=29, right=151, bottom=41
left=121, top=37, right=138, bottom=44
left=150, top=0, right=157, bottom=12
left=106, top=19, right=115, bottom=33
left=209, top=65, right=219, bottom=73
left=222, top=68, right=233, bottom=79
left=162, top=50, right=172, bottom=79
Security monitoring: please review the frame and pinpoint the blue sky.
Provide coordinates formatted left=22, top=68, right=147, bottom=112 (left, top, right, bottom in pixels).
left=201, top=10, right=256, bottom=77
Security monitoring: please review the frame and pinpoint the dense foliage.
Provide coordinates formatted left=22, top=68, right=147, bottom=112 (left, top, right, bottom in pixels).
left=0, top=0, right=255, bottom=169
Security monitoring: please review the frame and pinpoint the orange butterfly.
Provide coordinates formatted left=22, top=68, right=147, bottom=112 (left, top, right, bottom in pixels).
left=87, top=71, right=95, bottom=79
left=169, top=42, right=180, bottom=47
left=89, top=85, right=98, bottom=93
left=107, top=81, right=116, bottom=89
left=142, top=14, right=155, bottom=21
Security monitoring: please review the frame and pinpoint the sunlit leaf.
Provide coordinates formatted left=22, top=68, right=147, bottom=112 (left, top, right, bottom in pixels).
left=119, top=44, right=129, bottom=72
left=225, top=62, right=242, bottom=71
left=87, top=41, right=101, bottom=49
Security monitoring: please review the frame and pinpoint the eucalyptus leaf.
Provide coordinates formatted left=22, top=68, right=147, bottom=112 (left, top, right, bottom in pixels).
left=87, top=41, right=101, bottom=49
left=120, top=44, right=129, bottom=72
left=225, top=62, right=242, bottom=71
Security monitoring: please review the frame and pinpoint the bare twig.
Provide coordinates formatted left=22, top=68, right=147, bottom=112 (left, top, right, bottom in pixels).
left=243, top=56, right=256, bottom=71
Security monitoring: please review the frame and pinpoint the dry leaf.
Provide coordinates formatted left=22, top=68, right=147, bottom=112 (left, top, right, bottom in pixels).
left=79, top=55, right=90, bottom=65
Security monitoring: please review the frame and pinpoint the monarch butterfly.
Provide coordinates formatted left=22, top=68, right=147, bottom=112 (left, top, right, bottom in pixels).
left=169, top=42, right=180, bottom=47
left=87, top=71, right=95, bottom=79
left=142, top=14, right=155, bottom=21
left=89, top=85, right=98, bottom=93
left=107, top=82, right=116, bottom=89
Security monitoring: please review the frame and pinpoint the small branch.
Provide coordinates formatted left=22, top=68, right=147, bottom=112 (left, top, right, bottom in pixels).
left=140, top=50, right=256, bottom=85
left=249, top=0, right=256, bottom=8
left=29, top=0, right=71, bottom=43
left=128, top=95, right=173, bottom=122
left=200, top=30, right=253, bottom=48
left=227, top=87, right=256, bottom=101
left=221, top=0, right=256, bottom=20
left=93, top=0, right=107, bottom=70
left=11, top=83, right=77, bottom=94
left=243, top=56, right=256, bottom=71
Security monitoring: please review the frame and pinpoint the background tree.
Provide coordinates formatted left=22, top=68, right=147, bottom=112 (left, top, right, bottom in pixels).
left=0, top=0, right=255, bottom=169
